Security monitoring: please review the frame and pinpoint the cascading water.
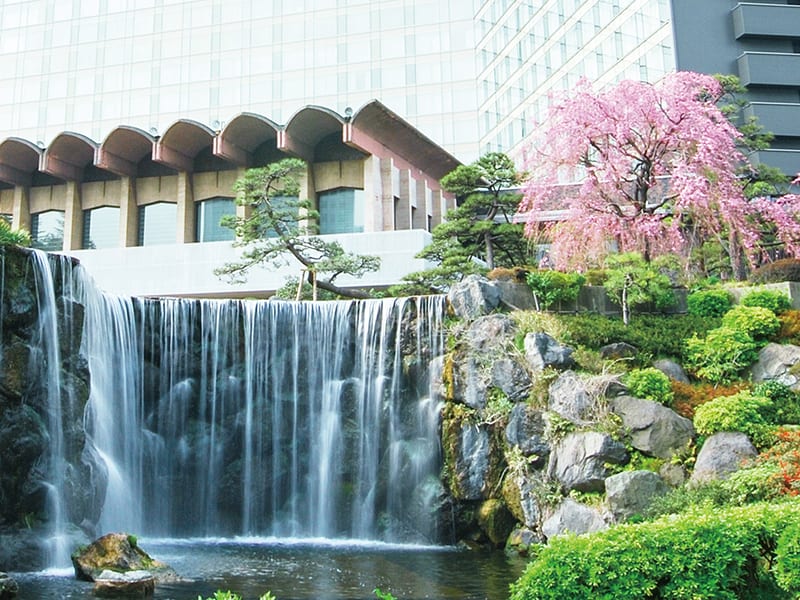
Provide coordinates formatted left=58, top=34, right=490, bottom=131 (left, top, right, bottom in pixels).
left=79, top=282, right=446, bottom=542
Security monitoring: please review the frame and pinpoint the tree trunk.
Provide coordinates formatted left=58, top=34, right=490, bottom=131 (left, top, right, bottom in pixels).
left=485, top=233, right=495, bottom=270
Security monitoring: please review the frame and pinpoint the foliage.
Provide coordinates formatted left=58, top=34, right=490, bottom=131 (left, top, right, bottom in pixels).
left=758, top=429, right=800, bottom=497
left=602, top=253, right=675, bottom=325
left=511, top=310, right=569, bottom=345
left=0, top=219, right=31, bottom=247
left=686, top=289, right=733, bottom=318
left=482, top=388, right=514, bottom=426
left=526, top=270, right=585, bottom=310
left=753, top=381, right=800, bottom=426
left=214, top=159, right=380, bottom=299
left=373, top=588, right=397, bottom=600
left=671, top=380, right=750, bottom=419
left=198, top=592, right=275, bottom=600
left=126, top=534, right=138, bottom=548
left=273, top=277, right=340, bottom=301
left=775, top=519, right=800, bottom=594
left=684, top=327, right=759, bottom=385
left=721, top=304, right=781, bottom=342
left=750, top=258, right=800, bottom=284
left=560, top=313, right=719, bottom=363
left=693, top=391, right=775, bottom=449
left=509, top=501, right=800, bottom=600
left=740, top=289, right=792, bottom=314
left=520, top=72, right=766, bottom=273
left=624, top=368, right=674, bottom=405
left=401, top=152, right=529, bottom=292
left=779, top=310, right=800, bottom=345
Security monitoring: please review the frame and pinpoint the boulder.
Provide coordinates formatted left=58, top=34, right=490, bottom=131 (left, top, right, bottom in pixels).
left=0, top=572, right=18, bottom=599
left=659, top=462, right=689, bottom=488
left=491, top=358, right=532, bottom=402
left=502, top=473, right=543, bottom=528
left=751, top=343, right=800, bottom=390
left=524, top=333, right=576, bottom=372
left=447, top=275, right=501, bottom=321
left=450, top=356, right=489, bottom=409
left=505, top=404, right=550, bottom=465
left=466, top=314, right=515, bottom=353
left=547, top=371, right=594, bottom=424
left=599, top=342, right=638, bottom=360
left=690, top=432, right=757, bottom=485
left=505, top=527, right=542, bottom=556
left=548, top=431, right=628, bottom=492
left=446, top=423, right=492, bottom=500
left=610, top=395, right=695, bottom=459
left=653, top=359, right=690, bottom=384
left=604, top=470, right=668, bottom=522
left=93, top=570, right=155, bottom=598
left=477, top=499, right=516, bottom=546
left=72, top=533, right=177, bottom=583
left=542, top=498, right=608, bottom=539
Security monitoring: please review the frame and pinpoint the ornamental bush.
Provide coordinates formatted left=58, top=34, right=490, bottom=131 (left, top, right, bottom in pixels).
left=624, top=368, right=674, bottom=405
left=693, top=391, right=775, bottom=449
left=684, top=327, right=759, bottom=385
left=779, top=310, right=800, bottom=345
left=721, top=305, right=781, bottom=342
left=686, top=289, right=732, bottom=318
left=753, top=381, right=800, bottom=425
left=509, top=501, right=800, bottom=600
left=526, top=270, right=585, bottom=310
left=740, top=289, right=792, bottom=315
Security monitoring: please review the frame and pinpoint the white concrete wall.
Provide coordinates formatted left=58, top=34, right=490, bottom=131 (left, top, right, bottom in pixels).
left=64, top=230, right=435, bottom=298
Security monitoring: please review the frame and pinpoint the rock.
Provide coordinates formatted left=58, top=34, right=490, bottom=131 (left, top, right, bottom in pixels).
left=466, top=314, right=515, bottom=353
left=547, top=371, right=594, bottom=424
left=751, top=343, right=800, bottom=390
left=93, top=570, right=155, bottom=598
left=447, top=275, right=501, bottom=321
left=491, top=358, right=531, bottom=402
left=0, top=572, right=18, bottom=599
left=610, top=395, right=695, bottom=459
left=599, top=342, right=638, bottom=360
left=653, top=359, right=690, bottom=384
left=604, top=470, right=668, bottom=522
left=493, top=280, right=538, bottom=311
left=477, top=499, right=516, bottom=546
left=690, top=432, right=757, bottom=485
left=659, top=462, right=688, bottom=488
left=429, top=355, right=446, bottom=402
left=524, top=333, right=576, bottom=372
left=446, top=423, right=492, bottom=500
left=505, top=526, right=542, bottom=556
left=450, top=356, right=489, bottom=409
left=548, top=431, right=628, bottom=492
left=505, top=404, right=550, bottom=465
left=72, top=533, right=177, bottom=583
left=542, top=498, right=608, bottom=539
left=502, top=473, right=543, bottom=528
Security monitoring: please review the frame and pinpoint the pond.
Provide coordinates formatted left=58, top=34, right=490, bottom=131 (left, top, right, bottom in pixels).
left=12, top=538, right=527, bottom=600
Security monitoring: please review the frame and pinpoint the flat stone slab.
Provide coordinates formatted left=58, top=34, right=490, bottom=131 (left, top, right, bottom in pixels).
left=93, top=570, right=155, bottom=598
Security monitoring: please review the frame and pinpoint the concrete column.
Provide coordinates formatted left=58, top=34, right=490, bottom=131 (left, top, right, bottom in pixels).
left=119, top=176, right=138, bottom=247
left=362, top=155, right=382, bottom=232
left=431, top=187, right=444, bottom=228
left=176, top=171, right=195, bottom=243
left=396, top=169, right=411, bottom=230
left=380, top=157, right=395, bottom=231
left=11, top=185, right=30, bottom=232
left=300, top=163, right=316, bottom=233
left=412, top=178, right=428, bottom=230
left=234, top=167, right=249, bottom=220
left=63, top=181, right=82, bottom=250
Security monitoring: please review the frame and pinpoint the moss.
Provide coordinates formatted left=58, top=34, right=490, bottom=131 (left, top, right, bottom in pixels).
left=477, top=498, right=516, bottom=546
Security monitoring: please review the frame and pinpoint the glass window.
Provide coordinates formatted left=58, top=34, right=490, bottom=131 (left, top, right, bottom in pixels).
left=82, top=206, right=120, bottom=249
left=31, top=210, right=65, bottom=251
left=319, top=188, right=364, bottom=234
left=196, top=197, right=235, bottom=242
left=138, top=202, right=176, bottom=246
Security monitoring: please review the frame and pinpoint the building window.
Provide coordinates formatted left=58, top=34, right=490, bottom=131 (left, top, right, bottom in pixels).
left=318, top=188, right=365, bottom=234
left=31, top=210, right=65, bottom=251
left=82, top=206, right=120, bottom=249
left=138, top=202, right=176, bottom=246
left=0, top=214, right=11, bottom=224
left=196, top=197, right=235, bottom=242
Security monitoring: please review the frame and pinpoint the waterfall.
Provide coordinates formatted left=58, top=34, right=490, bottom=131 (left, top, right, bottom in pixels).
left=79, top=285, right=446, bottom=542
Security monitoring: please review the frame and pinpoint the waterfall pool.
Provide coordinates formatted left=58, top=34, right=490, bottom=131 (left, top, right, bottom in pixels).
left=13, top=538, right=526, bottom=599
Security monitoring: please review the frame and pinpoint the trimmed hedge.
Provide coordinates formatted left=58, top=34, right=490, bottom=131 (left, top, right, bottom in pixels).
left=509, top=501, right=800, bottom=600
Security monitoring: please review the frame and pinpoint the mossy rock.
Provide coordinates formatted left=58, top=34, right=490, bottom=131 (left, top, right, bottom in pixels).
left=71, top=533, right=177, bottom=583
left=477, top=498, right=515, bottom=547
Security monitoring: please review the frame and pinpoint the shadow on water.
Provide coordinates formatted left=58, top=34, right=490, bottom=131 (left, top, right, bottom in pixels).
left=13, top=539, right=526, bottom=600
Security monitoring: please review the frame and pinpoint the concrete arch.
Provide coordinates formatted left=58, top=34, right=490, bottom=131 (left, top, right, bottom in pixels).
left=40, top=132, right=97, bottom=181
left=0, top=137, right=42, bottom=186
left=96, top=126, right=157, bottom=177
left=153, top=119, right=216, bottom=172
left=280, top=105, right=345, bottom=161
left=214, top=112, right=281, bottom=166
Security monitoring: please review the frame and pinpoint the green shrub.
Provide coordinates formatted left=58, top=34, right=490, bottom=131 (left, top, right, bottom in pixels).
left=779, top=310, right=800, bottom=345
left=526, top=270, right=585, bottom=310
left=775, top=520, right=800, bottom=595
left=0, top=219, right=31, bottom=247
left=198, top=593, right=276, bottom=600
left=753, top=380, right=800, bottom=425
left=721, top=305, right=781, bottom=342
left=686, top=289, right=732, bottom=318
left=509, top=501, right=800, bottom=600
left=624, top=368, right=674, bottom=405
left=740, top=289, right=792, bottom=314
left=693, top=391, right=775, bottom=449
left=750, top=258, right=800, bottom=284
left=684, top=327, right=759, bottom=385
